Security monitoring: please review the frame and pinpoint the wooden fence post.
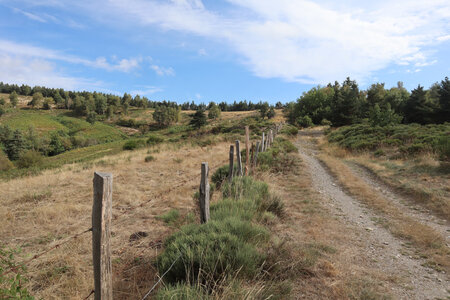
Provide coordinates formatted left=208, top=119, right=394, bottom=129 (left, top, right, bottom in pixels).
left=250, top=142, right=254, bottom=174
left=254, top=141, right=260, bottom=166
left=199, top=162, right=210, bottom=224
left=235, top=140, right=243, bottom=176
left=228, top=145, right=234, bottom=182
left=245, top=126, right=249, bottom=176
left=261, top=132, right=265, bottom=152
left=92, top=172, right=113, bottom=300
left=270, top=129, right=273, bottom=144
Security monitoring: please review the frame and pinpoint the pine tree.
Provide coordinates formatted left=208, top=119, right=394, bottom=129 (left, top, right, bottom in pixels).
left=190, top=109, right=207, bottom=128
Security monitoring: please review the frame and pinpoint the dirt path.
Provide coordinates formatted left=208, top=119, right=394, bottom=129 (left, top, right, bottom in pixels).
left=346, top=162, right=450, bottom=246
left=295, top=131, right=449, bottom=300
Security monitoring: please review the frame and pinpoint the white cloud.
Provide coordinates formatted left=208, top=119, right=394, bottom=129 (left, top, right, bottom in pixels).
left=436, top=35, right=450, bottom=42
left=130, top=86, right=163, bottom=96
left=0, top=39, right=141, bottom=73
left=4, top=0, right=449, bottom=84
left=198, top=48, right=207, bottom=56
left=150, top=64, right=175, bottom=76
left=92, top=0, right=450, bottom=84
left=12, top=7, right=47, bottom=22
left=0, top=54, right=101, bottom=90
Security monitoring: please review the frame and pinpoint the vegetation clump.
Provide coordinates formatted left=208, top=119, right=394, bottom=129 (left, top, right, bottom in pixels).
left=328, top=123, right=450, bottom=159
left=155, top=176, right=285, bottom=297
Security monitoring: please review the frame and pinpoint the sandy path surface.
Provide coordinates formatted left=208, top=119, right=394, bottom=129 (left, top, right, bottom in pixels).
left=295, top=131, right=449, bottom=300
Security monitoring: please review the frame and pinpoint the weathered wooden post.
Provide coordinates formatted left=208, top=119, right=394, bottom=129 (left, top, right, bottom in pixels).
left=228, top=145, right=234, bottom=182
left=199, top=162, right=210, bottom=224
left=245, top=126, right=249, bottom=176
left=235, top=140, right=243, bottom=176
left=261, top=132, right=265, bottom=152
left=250, top=142, right=255, bottom=174
left=270, top=129, right=273, bottom=144
left=92, top=172, right=113, bottom=300
left=254, top=141, right=260, bottom=166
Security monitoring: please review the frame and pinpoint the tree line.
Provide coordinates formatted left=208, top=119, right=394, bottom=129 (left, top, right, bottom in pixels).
left=283, top=77, right=450, bottom=127
left=0, top=82, right=280, bottom=118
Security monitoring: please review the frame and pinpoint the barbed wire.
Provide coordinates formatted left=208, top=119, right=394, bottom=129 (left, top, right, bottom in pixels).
left=82, top=289, right=95, bottom=300
left=0, top=227, right=92, bottom=277
left=0, top=158, right=229, bottom=278
left=140, top=254, right=181, bottom=300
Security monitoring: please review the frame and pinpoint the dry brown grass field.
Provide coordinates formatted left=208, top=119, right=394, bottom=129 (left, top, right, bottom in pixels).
left=0, top=141, right=231, bottom=299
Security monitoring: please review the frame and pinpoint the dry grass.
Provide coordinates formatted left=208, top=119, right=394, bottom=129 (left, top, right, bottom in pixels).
left=0, top=141, right=230, bottom=299
left=350, top=155, right=450, bottom=221
left=317, top=150, right=450, bottom=272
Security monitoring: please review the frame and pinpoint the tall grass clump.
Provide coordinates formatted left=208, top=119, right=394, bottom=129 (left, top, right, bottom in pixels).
left=155, top=176, right=285, bottom=297
left=256, top=137, right=298, bottom=173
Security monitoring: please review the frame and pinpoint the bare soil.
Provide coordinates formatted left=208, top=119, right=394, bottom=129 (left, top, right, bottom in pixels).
left=295, top=130, right=449, bottom=300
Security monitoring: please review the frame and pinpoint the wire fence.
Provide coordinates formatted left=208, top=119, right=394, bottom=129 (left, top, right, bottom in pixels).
left=1, top=123, right=282, bottom=299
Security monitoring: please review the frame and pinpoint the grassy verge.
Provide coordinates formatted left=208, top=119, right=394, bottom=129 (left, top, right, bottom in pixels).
left=326, top=123, right=450, bottom=221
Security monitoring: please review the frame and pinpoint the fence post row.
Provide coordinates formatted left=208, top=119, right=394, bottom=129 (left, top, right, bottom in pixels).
left=199, top=162, right=210, bottom=224
left=229, top=145, right=234, bottom=182
left=235, top=140, right=243, bottom=176
left=245, top=126, right=250, bottom=176
left=92, top=172, right=113, bottom=300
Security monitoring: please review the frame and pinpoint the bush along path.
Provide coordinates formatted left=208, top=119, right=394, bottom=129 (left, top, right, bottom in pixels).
left=296, top=129, right=449, bottom=299
left=152, top=134, right=298, bottom=299
left=154, top=176, right=288, bottom=299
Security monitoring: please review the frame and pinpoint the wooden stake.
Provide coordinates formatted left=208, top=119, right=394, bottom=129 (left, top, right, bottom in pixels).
left=199, top=162, right=210, bottom=224
left=261, top=132, right=265, bottom=152
left=92, top=172, right=113, bottom=300
left=250, top=142, right=254, bottom=174
left=254, top=141, right=260, bottom=166
left=236, top=140, right=243, bottom=176
left=245, top=126, right=249, bottom=176
left=228, top=145, right=234, bottom=182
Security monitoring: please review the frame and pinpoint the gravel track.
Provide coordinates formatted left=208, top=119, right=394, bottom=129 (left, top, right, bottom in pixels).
left=295, top=132, right=449, bottom=300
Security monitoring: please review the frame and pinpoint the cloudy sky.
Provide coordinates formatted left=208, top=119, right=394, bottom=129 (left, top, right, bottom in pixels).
left=0, top=0, right=449, bottom=103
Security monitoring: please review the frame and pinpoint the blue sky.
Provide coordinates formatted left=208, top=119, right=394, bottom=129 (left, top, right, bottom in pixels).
left=0, top=0, right=449, bottom=104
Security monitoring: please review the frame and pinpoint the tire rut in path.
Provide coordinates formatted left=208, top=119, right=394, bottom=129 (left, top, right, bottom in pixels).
left=345, top=162, right=450, bottom=246
left=295, top=135, right=449, bottom=300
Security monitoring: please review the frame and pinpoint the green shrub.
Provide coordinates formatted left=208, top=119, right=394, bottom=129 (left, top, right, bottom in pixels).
left=144, top=155, right=155, bottom=162
left=123, top=139, right=144, bottom=150
left=211, top=165, right=230, bottom=188
left=0, top=151, right=14, bottom=171
left=16, top=150, right=43, bottom=169
left=222, top=176, right=269, bottom=204
left=155, top=283, right=209, bottom=300
left=0, top=247, right=33, bottom=299
left=296, top=115, right=313, bottom=128
left=434, top=136, right=450, bottom=161
left=156, top=217, right=268, bottom=286
left=156, top=209, right=180, bottom=225
left=327, top=123, right=450, bottom=158
left=281, top=125, right=298, bottom=136
left=147, top=135, right=164, bottom=146
left=320, top=119, right=332, bottom=126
